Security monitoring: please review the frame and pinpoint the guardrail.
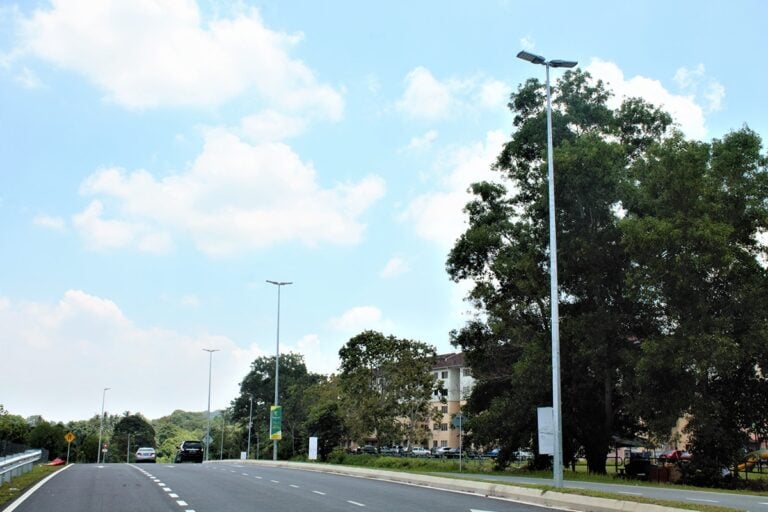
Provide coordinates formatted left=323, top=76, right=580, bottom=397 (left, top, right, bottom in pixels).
left=0, top=450, right=43, bottom=485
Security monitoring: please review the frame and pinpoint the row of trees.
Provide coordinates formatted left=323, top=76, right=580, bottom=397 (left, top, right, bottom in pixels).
left=1, top=331, right=444, bottom=464
left=229, top=330, right=443, bottom=461
left=447, top=69, right=768, bottom=479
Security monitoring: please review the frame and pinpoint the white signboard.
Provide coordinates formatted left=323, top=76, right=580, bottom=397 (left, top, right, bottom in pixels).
left=240, top=451, right=247, bottom=460
left=308, top=436, right=318, bottom=461
left=537, top=406, right=554, bottom=455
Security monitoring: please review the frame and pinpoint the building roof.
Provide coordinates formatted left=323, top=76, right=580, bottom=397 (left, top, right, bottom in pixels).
left=433, top=352, right=465, bottom=369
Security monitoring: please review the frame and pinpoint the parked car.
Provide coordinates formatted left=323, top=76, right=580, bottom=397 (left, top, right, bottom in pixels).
left=658, top=450, right=691, bottom=464
left=434, top=446, right=453, bottom=457
left=408, top=446, right=430, bottom=457
left=135, top=447, right=156, bottom=463
left=175, top=440, right=204, bottom=463
left=483, top=448, right=500, bottom=458
left=515, top=449, right=534, bottom=460
left=360, top=444, right=378, bottom=454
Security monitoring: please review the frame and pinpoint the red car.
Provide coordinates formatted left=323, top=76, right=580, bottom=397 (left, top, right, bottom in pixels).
left=658, top=450, right=691, bottom=463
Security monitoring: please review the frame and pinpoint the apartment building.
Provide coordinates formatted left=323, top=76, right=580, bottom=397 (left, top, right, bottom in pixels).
left=429, top=352, right=475, bottom=449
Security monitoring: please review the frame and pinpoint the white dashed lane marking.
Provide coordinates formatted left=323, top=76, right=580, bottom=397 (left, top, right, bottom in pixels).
left=347, top=500, right=366, bottom=507
left=687, top=498, right=720, bottom=503
left=290, top=484, right=300, bottom=488
left=313, top=491, right=326, bottom=496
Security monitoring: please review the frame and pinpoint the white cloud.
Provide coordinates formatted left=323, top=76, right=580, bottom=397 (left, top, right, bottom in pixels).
left=240, top=110, right=308, bottom=142
left=32, top=213, right=66, bottom=231
left=72, top=130, right=385, bottom=255
left=397, top=67, right=454, bottom=120
left=396, top=67, right=507, bottom=121
left=0, top=290, right=265, bottom=422
left=402, top=130, right=507, bottom=247
left=15, top=66, right=42, bottom=88
left=519, top=36, right=535, bottom=51
left=180, top=294, right=201, bottom=308
left=586, top=58, right=711, bottom=140
left=402, top=129, right=439, bottom=152
left=15, top=0, right=343, bottom=117
left=328, top=306, right=394, bottom=333
left=380, top=256, right=409, bottom=278
left=282, top=334, right=340, bottom=375
left=674, top=64, right=725, bottom=112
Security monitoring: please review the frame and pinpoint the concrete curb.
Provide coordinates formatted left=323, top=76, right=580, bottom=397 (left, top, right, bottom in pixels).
left=206, top=460, right=691, bottom=512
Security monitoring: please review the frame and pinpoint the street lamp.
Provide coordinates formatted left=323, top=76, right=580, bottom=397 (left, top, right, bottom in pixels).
left=96, top=387, right=110, bottom=464
left=247, top=395, right=254, bottom=459
left=266, top=279, right=292, bottom=461
left=516, top=49, right=577, bottom=488
left=203, top=348, right=219, bottom=462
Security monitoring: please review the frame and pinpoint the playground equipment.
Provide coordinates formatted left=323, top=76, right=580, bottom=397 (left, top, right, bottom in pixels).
left=737, top=449, right=768, bottom=472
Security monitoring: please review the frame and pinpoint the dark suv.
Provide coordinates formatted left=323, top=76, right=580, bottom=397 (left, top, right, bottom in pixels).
left=175, top=440, right=204, bottom=463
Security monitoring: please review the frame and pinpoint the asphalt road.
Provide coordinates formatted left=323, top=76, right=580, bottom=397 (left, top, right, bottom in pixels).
left=441, top=472, right=768, bottom=512
left=8, top=463, right=556, bottom=512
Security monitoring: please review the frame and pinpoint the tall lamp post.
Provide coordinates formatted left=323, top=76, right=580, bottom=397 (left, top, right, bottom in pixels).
left=247, top=394, right=254, bottom=459
left=203, top=348, right=219, bottom=462
left=96, top=387, right=110, bottom=464
left=266, top=280, right=292, bottom=461
left=516, top=50, right=577, bottom=488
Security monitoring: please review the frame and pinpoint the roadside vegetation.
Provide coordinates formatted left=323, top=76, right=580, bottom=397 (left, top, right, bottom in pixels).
left=0, top=464, right=62, bottom=509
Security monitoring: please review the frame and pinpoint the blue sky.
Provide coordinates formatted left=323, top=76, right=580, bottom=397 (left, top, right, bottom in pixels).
left=1, top=0, right=766, bottom=422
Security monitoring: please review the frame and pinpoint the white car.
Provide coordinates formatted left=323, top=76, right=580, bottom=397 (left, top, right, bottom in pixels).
left=409, top=447, right=430, bottom=457
left=135, top=447, right=156, bottom=463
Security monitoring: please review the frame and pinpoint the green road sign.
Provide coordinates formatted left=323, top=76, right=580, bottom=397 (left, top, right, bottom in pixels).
left=270, top=406, right=282, bottom=440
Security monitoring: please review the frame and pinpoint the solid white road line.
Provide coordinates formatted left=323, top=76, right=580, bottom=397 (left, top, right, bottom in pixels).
left=618, top=492, right=643, bottom=496
left=4, top=464, right=73, bottom=512
left=687, top=498, right=719, bottom=503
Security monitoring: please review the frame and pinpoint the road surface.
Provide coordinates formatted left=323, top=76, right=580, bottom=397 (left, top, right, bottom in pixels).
left=9, top=463, right=557, bottom=512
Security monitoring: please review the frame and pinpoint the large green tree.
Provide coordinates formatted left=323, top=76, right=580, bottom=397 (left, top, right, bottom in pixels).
left=230, top=353, right=322, bottom=459
left=623, top=128, right=768, bottom=479
left=112, top=413, right=156, bottom=461
left=447, top=70, right=671, bottom=473
left=449, top=68, right=768, bottom=477
left=304, top=376, right=348, bottom=461
left=338, top=330, right=440, bottom=446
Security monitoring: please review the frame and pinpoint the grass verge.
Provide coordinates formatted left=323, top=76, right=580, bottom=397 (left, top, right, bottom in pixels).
left=0, top=464, right=63, bottom=510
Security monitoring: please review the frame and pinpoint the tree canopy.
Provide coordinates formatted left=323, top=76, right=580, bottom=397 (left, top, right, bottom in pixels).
left=448, top=69, right=768, bottom=475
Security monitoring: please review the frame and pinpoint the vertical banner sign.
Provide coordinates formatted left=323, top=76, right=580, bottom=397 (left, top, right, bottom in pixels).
left=537, top=406, right=554, bottom=455
left=308, top=437, right=318, bottom=460
left=269, top=406, right=283, bottom=440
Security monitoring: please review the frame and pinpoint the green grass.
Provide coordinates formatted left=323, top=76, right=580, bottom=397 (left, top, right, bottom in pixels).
left=0, top=464, right=63, bottom=508
left=321, top=455, right=762, bottom=511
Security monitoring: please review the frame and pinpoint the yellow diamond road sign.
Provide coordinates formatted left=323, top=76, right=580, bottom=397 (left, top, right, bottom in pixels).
left=64, top=432, right=76, bottom=443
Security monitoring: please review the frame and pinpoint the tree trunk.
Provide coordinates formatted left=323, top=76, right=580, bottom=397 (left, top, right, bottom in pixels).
left=585, top=442, right=608, bottom=474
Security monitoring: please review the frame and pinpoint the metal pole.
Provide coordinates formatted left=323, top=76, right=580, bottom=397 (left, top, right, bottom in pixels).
left=459, top=415, right=463, bottom=472
left=220, top=412, right=225, bottom=460
left=545, top=62, right=564, bottom=488
left=96, top=387, right=109, bottom=464
left=267, top=280, right=292, bottom=461
left=203, top=348, right=219, bottom=462
left=247, top=395, right=253, bottom=459
left=126, top=434, right=130, bottom=463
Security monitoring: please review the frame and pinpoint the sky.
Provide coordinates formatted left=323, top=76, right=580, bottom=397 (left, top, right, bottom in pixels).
left=1, top=0, right=766, bottom=424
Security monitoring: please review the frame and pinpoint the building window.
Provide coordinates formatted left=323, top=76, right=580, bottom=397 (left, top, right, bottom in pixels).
left=462, top=367, right=472, bottom=376
left=440, top=423, right=448, bottom=431
left=441, top=405, right=448, bottom=413
left=441, top=440, right=448, bottom=447
left=441, top=371, right=448, bottom=379
left=433, top=423, right=440, bottom=431
left=433, top=441, right=438, bottom=448
left=461, top=386, right=472, bottom=399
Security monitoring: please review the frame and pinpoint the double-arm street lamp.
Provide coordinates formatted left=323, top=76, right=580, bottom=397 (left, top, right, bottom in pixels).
left=203, top=348, right=219, bottom=462
left=266, top=280, right=292, bottom=461
left=96, top=387, right=110, bottom=464
left=516, top=50, right=577, bottom=488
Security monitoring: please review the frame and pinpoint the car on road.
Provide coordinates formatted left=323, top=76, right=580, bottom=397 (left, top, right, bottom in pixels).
left=135, top=447, right=156, bottom=463
left=175, top=440, right=204, bottom=463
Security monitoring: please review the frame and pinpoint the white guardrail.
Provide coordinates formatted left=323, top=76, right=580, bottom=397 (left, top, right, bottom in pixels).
left=0, top=450, right=43, bottom=485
